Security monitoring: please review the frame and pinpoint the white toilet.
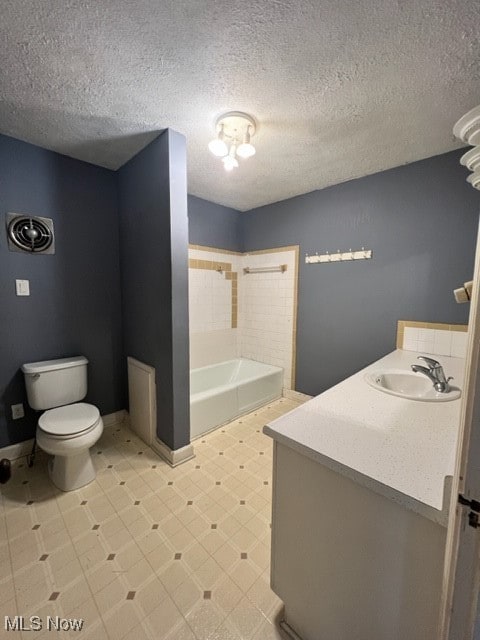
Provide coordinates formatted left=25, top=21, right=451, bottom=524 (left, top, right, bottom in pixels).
left=22, top=356, right=103, bottom=491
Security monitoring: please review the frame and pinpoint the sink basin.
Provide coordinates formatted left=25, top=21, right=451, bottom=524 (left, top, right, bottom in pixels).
left=364, top=369, right=461, bottom=402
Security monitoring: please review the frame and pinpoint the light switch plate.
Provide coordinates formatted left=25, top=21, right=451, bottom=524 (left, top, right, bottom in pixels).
left=15, top=279, right=30, bottom=296
left=11, top=404, right=24, bottom=420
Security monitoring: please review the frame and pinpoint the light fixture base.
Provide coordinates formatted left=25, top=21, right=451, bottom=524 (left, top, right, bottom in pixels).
left=215, top=111, right=256, bottom=141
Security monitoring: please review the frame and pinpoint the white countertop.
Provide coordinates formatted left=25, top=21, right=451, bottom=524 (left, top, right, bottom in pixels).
left=264, top=350, right=465, bottom=525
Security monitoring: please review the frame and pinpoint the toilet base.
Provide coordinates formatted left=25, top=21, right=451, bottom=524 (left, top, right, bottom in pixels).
left=49, top=450, right=96, bottom=492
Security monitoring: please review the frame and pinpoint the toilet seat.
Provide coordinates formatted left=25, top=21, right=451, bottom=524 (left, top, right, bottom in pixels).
left=38, top=403, right=100, bottom=436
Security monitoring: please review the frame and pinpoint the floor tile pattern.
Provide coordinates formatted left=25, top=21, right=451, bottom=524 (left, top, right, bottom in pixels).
left=0, top=398, right=301, bottom=639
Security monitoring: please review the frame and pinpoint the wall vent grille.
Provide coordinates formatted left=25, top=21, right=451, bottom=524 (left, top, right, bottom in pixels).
left=6, top=213, right=55, bottom=254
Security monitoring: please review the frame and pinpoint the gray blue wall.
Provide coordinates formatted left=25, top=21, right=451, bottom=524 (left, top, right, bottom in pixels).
left=0, top=134, right=123, bottom=448
left=242, top=150, right=479, bottom=396
left=118, top=130, right=190, bottom=451
left=1, top=131, right=478, bottom=449
left=188, top=195, right=241, bottom=252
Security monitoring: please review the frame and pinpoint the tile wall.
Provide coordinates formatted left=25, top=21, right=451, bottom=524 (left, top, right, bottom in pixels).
left=188, top=246, right=298, bottom=389
left=239, top=249, right=297, bottom=390
left=397, top=320, right=468, bottom=358
left=189, top=268, right=233, bottom=333
left=188, top=248, right=242, bottom=370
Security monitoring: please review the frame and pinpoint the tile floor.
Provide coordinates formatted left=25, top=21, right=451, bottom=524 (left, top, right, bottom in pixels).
left=0, top=397, right=301, bottom=639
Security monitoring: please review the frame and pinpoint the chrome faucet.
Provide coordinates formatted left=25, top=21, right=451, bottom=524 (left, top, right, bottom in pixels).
left=411, top=356, right=453, bottom=393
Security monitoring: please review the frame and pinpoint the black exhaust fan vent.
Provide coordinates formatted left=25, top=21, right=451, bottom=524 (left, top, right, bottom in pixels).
left=6, top=213, right=55, bottom=254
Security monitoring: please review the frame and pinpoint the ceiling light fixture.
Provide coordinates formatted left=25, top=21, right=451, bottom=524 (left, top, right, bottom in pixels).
left=208, top=111, right=256, bottom=171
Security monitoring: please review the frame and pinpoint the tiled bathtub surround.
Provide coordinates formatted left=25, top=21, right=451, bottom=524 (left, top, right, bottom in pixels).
left=189, top=247, right=242, bottom=369
left=188, top=264, right=235, bottom=333
left=188, top=245, right=298, bottom=389
left=397, top=320, right=468, bottom=358
left=0, top=398, right=302, bottom=640
left=239, top=248, right=298, bottom=390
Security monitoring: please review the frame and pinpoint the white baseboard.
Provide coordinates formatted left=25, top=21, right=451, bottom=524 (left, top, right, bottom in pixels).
left=279, top=620, right=304, bottom=640
left=150, top=437, right=195, bottom=467
left=102, top=410, right=127, bottom=428
left=0, top=438, right=35, bottom=461
left=122, top=409, right=194, bottom=468
left=1, top=409, right=194, bottom=469
left=282, top=388, right=312, bottom=402
left=0, top=410, right=127, bottom=461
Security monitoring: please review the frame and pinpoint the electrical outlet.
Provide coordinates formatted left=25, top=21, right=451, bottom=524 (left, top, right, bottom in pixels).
left=11, top=403, right=24, bottom=420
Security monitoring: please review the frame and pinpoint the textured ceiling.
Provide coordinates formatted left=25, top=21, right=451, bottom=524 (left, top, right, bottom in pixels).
left=1, top=1, right=479, bottom=211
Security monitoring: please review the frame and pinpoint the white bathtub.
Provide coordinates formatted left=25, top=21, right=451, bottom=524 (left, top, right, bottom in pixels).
left=190, top=358, right=283, bottom=439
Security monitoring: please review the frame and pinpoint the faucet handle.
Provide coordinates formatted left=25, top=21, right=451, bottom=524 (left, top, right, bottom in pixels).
left=417, top=356, right=440, bottom=369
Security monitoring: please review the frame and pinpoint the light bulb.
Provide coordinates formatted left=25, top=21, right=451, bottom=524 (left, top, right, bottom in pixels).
left=208, top=138, right=228, bottom=157
left=208, top=123, right=228, bottom=157
left=222, top=155, right=239, bottom=171
left=236, top=142, right=255, bottom=158
left=236, top=126, right=256, bottom=158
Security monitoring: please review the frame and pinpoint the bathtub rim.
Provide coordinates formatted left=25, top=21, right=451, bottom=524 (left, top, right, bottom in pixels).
left=190, top=357, right=284, bottom=440
left=190, top=357, right=284, bottom=402
left=190, top=357, right=283, bottom=382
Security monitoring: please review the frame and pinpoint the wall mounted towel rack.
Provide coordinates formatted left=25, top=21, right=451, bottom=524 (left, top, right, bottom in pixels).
left=243, top=264, right=288, bottom=274
left=305, top=248, right=372, bottom=264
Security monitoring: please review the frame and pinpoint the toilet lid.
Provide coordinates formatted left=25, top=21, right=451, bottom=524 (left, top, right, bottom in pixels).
left=39, top=403, right=100, bottom=436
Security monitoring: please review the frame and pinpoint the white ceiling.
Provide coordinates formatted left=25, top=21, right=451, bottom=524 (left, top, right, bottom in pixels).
left=1, top=1, right=479, bottom=211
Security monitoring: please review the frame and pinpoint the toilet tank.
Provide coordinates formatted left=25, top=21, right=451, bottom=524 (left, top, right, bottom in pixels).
left=22, top=356, right=88, bottom=410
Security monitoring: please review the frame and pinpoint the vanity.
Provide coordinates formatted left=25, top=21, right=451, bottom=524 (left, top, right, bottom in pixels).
left=264, top=349, right=464, bottom=640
